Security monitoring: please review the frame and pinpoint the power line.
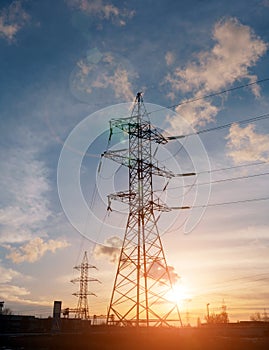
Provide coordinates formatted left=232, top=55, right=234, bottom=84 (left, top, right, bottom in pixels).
left=166, top=112, right=269, bottom=139
left=205, top=272, right=269, bottom=286
left=199, top=171, right=269, bottom=186
left=157, top=171, right=269, bottom=192
left=109, top=195, right=269, bottom=216
left=148, top=77, right=269, bottom=116
left=194, top=275, right=269, bottom=298
left=164, top=194, right=269, bottom=235
left=193, top=196, right=269, bottom=208
left=199, top=161, right=268, bottom=174
left=155, top=157, right=267, bottom=179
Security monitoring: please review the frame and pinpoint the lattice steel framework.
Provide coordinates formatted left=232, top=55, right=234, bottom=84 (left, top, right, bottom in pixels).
left=103, top=93, right=190, bottom=327
left=71, top=251, right=99, bottom=320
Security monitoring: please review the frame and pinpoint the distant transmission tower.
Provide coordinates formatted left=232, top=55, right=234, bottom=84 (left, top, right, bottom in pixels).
left=71, top=251, right=100, bottom=320
left=102, top=92, right=194, bottom=327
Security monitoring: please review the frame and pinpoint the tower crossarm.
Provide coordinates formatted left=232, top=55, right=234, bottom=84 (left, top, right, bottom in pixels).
left=103, top=150, right=175, bottom=178
left=108, top=191, right=136, bottom=204
left=72, top=292, right=97, bottom=297
left=73, top=264, right=97, bottom=270
left=102, top=150, right=133, bottom=167
left=150, top=163, right=174, bottom=178
left=174, top=172, right=196, bottom=177
left=71, top=277, right=101, bottom=284
left=110, top=118, right=168, bottom=144
left=149, top=199, right=171, bottom=212
left=73, top=254, right=98, bottom=271
left=149, top=198, right=191, bottom=212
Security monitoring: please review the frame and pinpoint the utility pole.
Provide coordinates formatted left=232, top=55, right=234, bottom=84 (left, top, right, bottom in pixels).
left=206, top=303, right=210, bottom=321
left=71, top=251, right=100, bottom=320
left=185, top=299, right=192, bottom=326
left=102, top=93, right=195, bottom=327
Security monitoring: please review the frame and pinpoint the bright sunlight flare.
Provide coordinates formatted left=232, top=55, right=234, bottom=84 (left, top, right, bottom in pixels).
left=166, top=283, right=192, bottom=306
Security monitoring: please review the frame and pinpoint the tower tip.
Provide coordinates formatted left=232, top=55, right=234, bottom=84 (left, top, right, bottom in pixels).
left=135, top=91, right=143, bottom=103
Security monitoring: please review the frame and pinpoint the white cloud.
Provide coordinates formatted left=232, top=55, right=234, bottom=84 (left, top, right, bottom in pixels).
left=92, top=67, right=135, bottom=101
left=0, top=283, right=51, bottom=306
left=226, top=123, right=269, bottom=163
left=0, top=246, right=65, bottom=307
left=0, top=284, right=30, bottom=299
left=0, top=264, right=37, bottom=306
left=165, top=18, right=267, bottom=129
left=72, top=52, right=137, bottom=101
left=94, top=235, right=122, bottom=263
left=168, top=99, right=219, bottom=133
left=165, top=51, right=175, bottom=66
left=66, top=0, right=135, bottom=26
left=4, top=237, right=70, bottom=264
left=0, top=132, right=52, bottom=244
left=0, top=0, right=30, bottom=43
left=0, top=264, right=19, bottom=283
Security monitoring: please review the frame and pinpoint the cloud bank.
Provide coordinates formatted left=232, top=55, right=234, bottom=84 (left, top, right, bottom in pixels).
left=165, top=17, right=267, bottom=130
left=0, top=132, right=51, bottom=244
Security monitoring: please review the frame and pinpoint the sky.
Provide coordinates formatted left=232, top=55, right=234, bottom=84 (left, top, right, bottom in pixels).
left=0, top=0, right=269, bottom=325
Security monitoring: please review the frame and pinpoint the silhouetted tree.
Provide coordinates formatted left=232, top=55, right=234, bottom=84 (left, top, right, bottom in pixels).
left=205, top=311, right=229, bottom=324
left=250, top=311, right=269, bottom=321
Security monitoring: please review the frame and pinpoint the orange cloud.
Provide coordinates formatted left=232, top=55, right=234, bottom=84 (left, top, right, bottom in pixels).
left=5, top=237, right=70, bottom=264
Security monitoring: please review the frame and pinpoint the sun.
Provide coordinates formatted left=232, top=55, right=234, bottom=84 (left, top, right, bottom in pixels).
left=166, top=283, right=191, bottom=306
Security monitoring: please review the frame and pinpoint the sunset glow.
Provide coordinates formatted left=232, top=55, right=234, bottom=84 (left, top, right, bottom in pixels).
left=166, top=284, right=192, bottom=307
left=0, top=0, right=268, bottom=326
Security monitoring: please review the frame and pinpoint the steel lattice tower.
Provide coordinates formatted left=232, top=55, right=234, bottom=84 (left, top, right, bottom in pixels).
left=103, top=93, right=193, bottom=327
left=71, top=251, right=99, bottom=320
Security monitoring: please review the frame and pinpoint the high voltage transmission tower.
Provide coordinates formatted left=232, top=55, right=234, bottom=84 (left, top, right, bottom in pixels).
left=102, top=92, right=195, bottom=327
left=71, top=251, right=100, bottom=320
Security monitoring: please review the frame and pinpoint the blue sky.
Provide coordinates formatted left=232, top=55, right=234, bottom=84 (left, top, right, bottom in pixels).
left=0, top=0, right=269, bottom=324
